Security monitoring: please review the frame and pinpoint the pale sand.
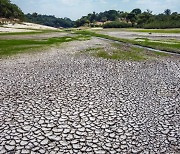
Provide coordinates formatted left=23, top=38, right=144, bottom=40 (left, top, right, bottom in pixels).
left=0, top=27, right=34, bottom=32
left=0, top=22, right=58, bottom=33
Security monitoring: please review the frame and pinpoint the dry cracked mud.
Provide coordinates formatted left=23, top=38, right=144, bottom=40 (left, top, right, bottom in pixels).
left=0, top=38, right=180, bottom=153
left=98, top=31, right=180, bottom=40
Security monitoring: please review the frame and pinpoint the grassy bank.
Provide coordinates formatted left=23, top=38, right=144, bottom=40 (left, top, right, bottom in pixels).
left=124, top=28, right=180, bottom=34
left=75, top=30, right=180, bottom=54
left=0, top=35, right=90, bottom=58
left=134, top=38, right=180, bottom=53
left=81, top=42, right=168, bottom=61
left=0, top=29, right=62, bottom=36
left=93, top=28, right=180, bottom=34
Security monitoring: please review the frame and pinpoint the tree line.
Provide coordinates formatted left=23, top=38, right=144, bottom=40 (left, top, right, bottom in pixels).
left=1, top=0, right=180, bottom=29
left=25, top=13, right=74, bottom=28
left=0, top=0, right=24, bottom=19
left=0, top=0, right=74, bottom=28
left=75, top=9, right=180, bottom=29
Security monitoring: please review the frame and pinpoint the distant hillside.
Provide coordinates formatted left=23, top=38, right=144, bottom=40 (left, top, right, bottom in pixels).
left=25, top=13, right=74, bottom=28
left=0, top=0, right=24, bottom=19
left=1, top=0, right=180, bottom=29
left=0, top=1, right=74, bottom=28
left=75, top=9, right=180, bottom=29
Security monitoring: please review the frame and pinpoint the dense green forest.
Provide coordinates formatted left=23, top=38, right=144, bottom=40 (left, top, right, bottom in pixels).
left=0, top=0, right=24, bottom=19
left=1, top=0, right=180, bottom=29
left=0, top=0, right=74, bottom=28
left=25, top=13, right=74, bottom=28
left=75, top=9, right=180, bottom=29
left=26, top=9, right=180, bottom=29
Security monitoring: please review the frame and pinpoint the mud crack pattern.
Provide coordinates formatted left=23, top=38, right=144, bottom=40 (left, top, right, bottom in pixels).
left=0, top=39, right=180, bottom=153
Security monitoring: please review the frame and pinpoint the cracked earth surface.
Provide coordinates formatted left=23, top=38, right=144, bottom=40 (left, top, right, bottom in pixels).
left=0, top=38, right=180, bottom=153
left=97, top=31, right=180, bottom=40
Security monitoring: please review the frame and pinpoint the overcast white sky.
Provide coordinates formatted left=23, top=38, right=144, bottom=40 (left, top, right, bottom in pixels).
left=11, top=0, right=180, bottom=20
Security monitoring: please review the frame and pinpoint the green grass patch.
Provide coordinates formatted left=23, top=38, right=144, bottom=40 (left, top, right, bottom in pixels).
left=134, top=38, right=180, bottom=53
left=92, top=28, right=180, bottom=34
left=90, top=48, right=147, bottom=61
left=0, top=29, right=63, bottom=36
left=75, top=30, right=180, bottom=54
left=153, top=51, right=169, bottom=56
left=0, top=34, right=91, bottom=58
left=124, top=28, right=180, bottom=34
left=83, top=47, right=103, bottom=53
left=81, top=42, right=168, bottom=61
left=0, top=31, right=43, bottom=36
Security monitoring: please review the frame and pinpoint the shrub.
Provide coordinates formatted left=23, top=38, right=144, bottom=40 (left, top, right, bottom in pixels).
left=103, top=21, right=132, bottom=28
left=144, top=20, right=180, bottom=29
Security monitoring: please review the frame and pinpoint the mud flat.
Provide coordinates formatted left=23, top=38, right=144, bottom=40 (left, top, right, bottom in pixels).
left=98, top=30, right=180, bottom=40
left=0, top=38, right=179, bottom=153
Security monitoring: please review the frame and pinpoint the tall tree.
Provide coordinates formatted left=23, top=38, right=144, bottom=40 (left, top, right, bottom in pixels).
left=131, top=8, right=142, bottom=15
left=126, top=13, right=136, bottom=26
left=0, top=0, right=24, bottom=19
left=164, top=9, right=171, bottom=15
left=101, top=16, right=107, bottom=24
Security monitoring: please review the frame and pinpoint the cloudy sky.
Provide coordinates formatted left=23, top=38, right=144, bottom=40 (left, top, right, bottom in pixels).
left=11, top=0, right=180, bottom=20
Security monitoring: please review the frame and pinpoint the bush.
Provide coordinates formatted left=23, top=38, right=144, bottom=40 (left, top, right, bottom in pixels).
left=103, top=21, right=132, bottom=28
left=90, top=24, right=102, bottom=27
left=144, top=20, right=180, bottom=29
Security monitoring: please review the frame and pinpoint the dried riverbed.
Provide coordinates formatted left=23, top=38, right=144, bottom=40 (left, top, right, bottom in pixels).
left=0, top=38, right=180, bottom=153
left=97, top=30, right=180, bottom=40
